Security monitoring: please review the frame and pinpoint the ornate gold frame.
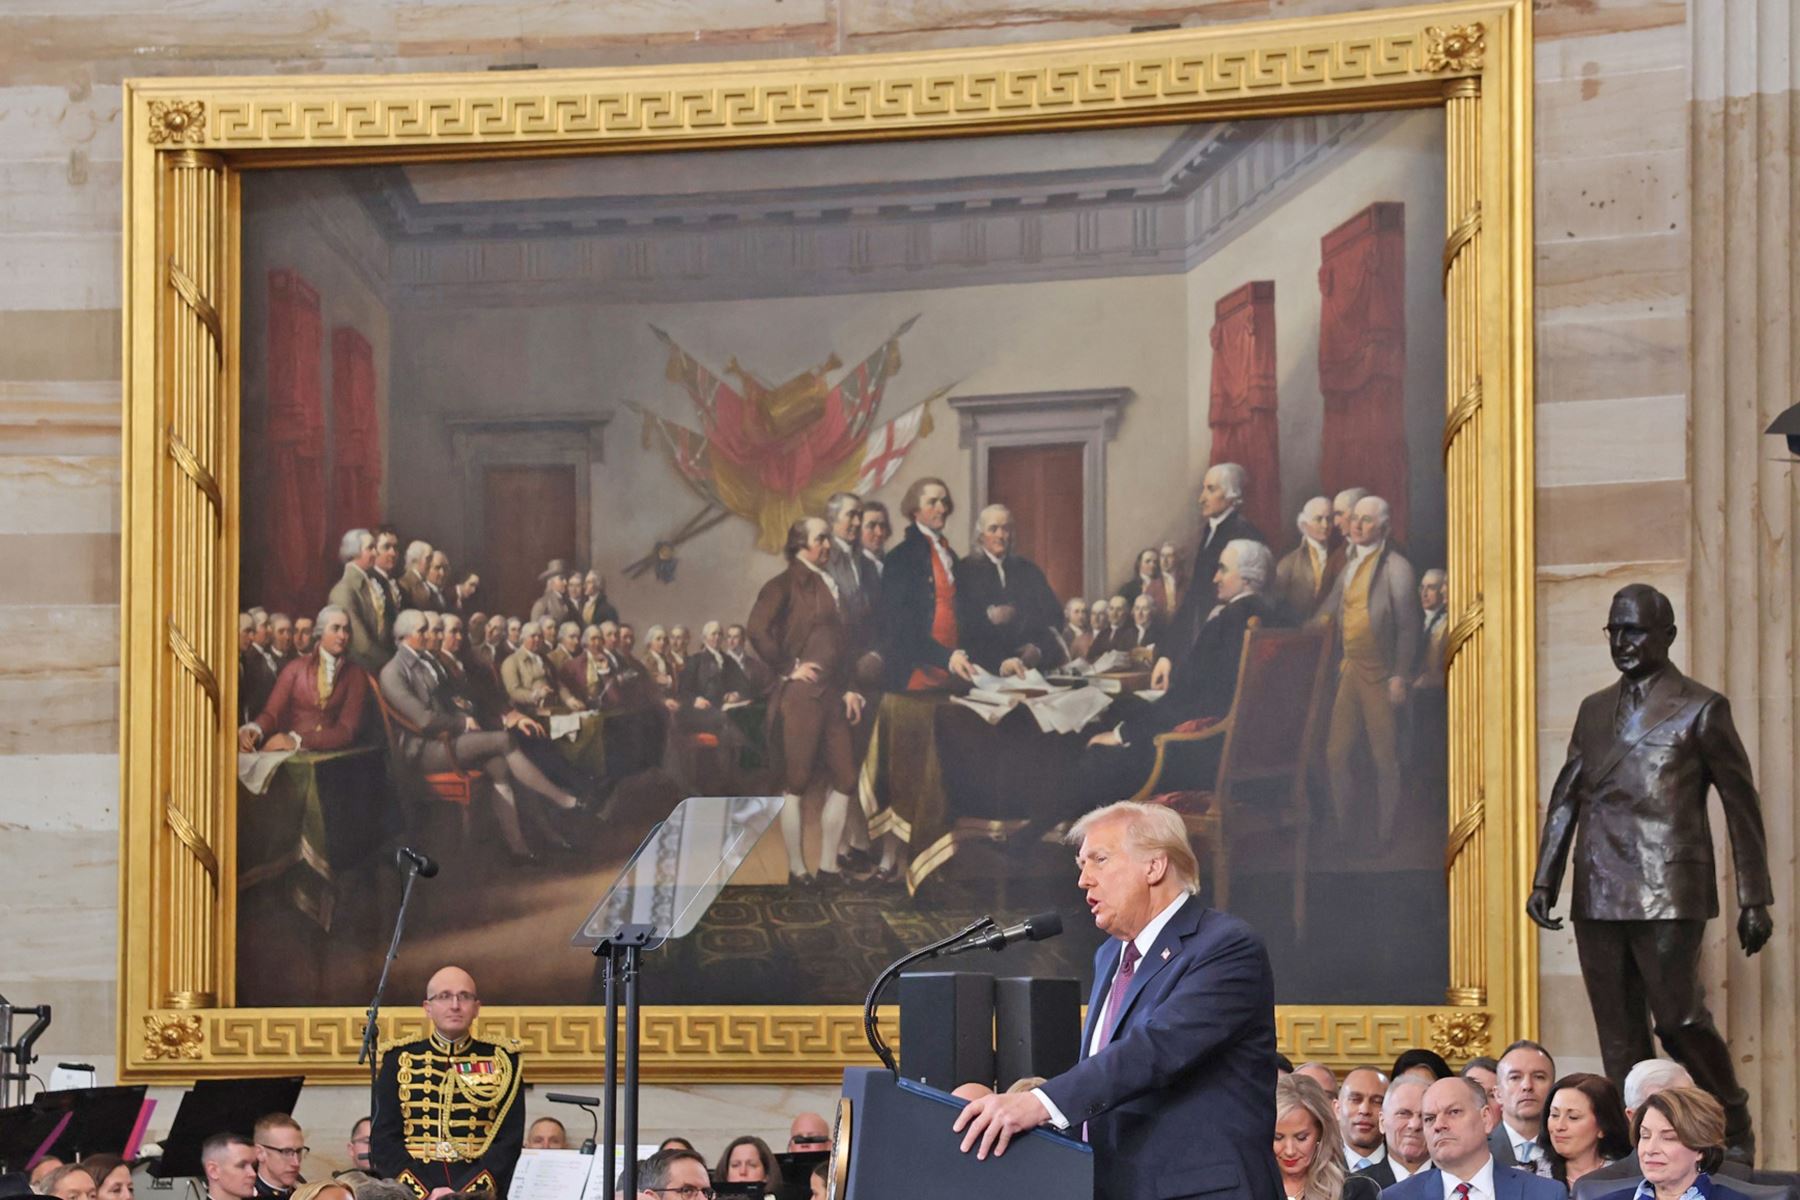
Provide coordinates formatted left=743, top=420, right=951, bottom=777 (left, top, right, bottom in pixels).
left=119, top=0, right=1535, bottom=1083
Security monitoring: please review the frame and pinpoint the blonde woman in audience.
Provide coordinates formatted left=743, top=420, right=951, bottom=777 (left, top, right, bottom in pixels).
left=1274, top=1075, right=1379, bottom=1200
left=286, top=1182, right=352, bottom=1200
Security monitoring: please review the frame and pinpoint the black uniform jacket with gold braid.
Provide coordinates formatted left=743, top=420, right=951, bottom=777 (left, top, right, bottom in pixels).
left=370, top=1031, right=525, bottom=1199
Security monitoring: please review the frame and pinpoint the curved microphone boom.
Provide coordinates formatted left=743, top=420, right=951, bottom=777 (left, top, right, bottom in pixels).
left=395, top=847, right=439, bottom=878
left=940, top=911, right=1063, bottom=956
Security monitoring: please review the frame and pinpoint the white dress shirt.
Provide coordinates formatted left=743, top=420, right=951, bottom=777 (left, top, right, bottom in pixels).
left=1440, top=1156, right=1498, bottom=1200
left=863, top=549, right=885, bottom=577
left=1387, top=1155, right=1418, bottom=1184
left=984, top=548, right=1008, bottom=588
left=1032, top=893, right=1191, bottom=1130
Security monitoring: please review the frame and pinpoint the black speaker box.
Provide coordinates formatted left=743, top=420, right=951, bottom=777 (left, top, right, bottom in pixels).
left=897, top=970, right=995, bottom=1090
left=994, top=975, right=1081, bottom=1090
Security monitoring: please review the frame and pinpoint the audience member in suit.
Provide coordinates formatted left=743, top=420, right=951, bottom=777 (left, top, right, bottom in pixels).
left=1158, top=542, right=1183, bottom=616
left=293, top=615, right=315, bottom=657
left=1117, top=548, right=1169, bottom=615
left=1061, top=597, right=1094, bottom=662
left=377, top=609, right=582, bottom=860
left=238, top=606, right=370, bottom=753
left=1585, top=1070, right=1753, bottom=1187
left=877, top=477, right=978, bottom=691
left=1081, top=540, right=1282, bottom=808
left=1337, top=1067, right=1390, bottom=1174
left=1273, top=1075, right=1381, bottom=1200
left=546, top=621, right=581, bottom=672
left=748, top=516, right=866, bottom=886
left=1464, top=1057, right=1505, bottom=1129
left=954, top=802, right=1282, bottom=1200
left=560, top=625, right=615, bottom=710
left=1275, top=496, right=1337, bottom=622
left=1316, top=494, right=1419, bottom=842
left=1490, top=1041, right=1556, bottom=1170
left=1532, top=1073, right=1631, bottom=1193
left=530, top=559, right=579, bottom=626
left=641, top=626, right=680, bottom=695
left=327, top=527, right=390, bottom=673
left=1382, top=1078, right=1566, bottom=1200
left=1353, top=1076, right=1431, bottom=1188
left=1592, top=1088, right=1754, bottom=1200
left=399, top=540, right=433, bottom=609
left=955, top=504, right=1065, bottom=675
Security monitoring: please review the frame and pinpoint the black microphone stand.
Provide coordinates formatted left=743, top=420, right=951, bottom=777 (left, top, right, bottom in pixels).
left=360, top=855, right=430, bottom=1108
left=593, top=924, right=659, bottom=1200
left=861, top=916, right=996, bottom=1076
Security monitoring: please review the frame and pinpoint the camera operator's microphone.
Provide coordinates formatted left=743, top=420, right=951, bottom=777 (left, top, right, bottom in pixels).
left=395, top=847, right=439, bottom=878
left=942, top=911, right=1062, bottom=955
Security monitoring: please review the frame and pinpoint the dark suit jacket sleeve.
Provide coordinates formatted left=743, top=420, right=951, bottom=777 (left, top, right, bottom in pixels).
left=1697, top=695, right=1775, bottom=908
left=1531, top=724, right=1585, bottom=899
left=1038, top=924, right=1269, bottom=1124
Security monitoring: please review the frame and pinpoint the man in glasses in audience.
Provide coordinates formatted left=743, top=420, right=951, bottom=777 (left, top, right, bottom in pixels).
left=253, top=1114, right=308, bottom=1200
left=371, top=965, right=524, bottom=1200
left=632, top=1148, right=715, bottom=1200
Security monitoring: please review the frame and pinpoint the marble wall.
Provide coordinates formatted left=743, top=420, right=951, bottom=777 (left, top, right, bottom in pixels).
left=2, top=0, right=1788, bottom=1170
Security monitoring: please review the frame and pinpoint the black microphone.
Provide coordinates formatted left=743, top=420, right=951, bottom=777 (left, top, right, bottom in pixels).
left=941, top=911, right=1062, bottom=956
left=395, top=847, right=439, bottom=878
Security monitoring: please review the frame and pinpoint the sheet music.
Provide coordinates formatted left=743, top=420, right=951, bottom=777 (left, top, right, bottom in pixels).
left=510, top=1149, right=596, bottom=1200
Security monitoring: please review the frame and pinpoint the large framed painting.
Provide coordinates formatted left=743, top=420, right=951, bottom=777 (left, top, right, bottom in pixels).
left=119, top=0, right=1535, bottom=1082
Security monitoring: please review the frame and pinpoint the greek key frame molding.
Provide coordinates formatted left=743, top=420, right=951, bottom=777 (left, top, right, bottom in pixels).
left=119, top=0, right=1536, bottom=1083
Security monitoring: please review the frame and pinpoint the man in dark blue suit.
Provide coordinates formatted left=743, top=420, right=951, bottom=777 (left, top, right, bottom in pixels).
left=954, top=800, right=1282, bottom=1200
left=1384, top=1077, right=1565, bottom=1200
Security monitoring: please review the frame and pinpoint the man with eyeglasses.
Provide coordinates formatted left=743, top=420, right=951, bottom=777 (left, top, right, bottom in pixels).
left=632, top=1148, right=714, bottom=1200
left=253, top=1113, right=307, bottom=1200
left=370, top=965, right=524, bottom=1200
left=341, top=1117, right=374, bottom=1176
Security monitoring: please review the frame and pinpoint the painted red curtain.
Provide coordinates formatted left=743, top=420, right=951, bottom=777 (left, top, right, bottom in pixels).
left=1208, top=280, right=1280, bottom=540
left=262, top=268, right=328, bottom=615
left=1318, top=202, right=1409, bottom=541
left=330, top=325, right=382, bottom=538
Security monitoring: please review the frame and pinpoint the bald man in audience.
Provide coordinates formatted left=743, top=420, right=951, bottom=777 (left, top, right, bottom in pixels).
left=787, top=1113, right=831, bottom=1153
left=1295, top=1062, right=1337, bottom=1093
left=525, top=1118, right=567, bottom=1151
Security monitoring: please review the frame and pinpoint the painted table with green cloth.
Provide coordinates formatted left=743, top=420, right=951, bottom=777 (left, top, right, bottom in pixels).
left=236, top=743, right=393, bottom=931
left=857, top=691, right=1089, bottom=893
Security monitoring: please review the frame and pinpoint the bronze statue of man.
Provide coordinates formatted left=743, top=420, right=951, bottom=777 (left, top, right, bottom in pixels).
left=1528, top=583, right=1773, bottom=1159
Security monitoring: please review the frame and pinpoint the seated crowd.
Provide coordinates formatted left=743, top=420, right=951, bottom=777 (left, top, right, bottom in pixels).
left=10, top=1050, right=1761, bottom=1200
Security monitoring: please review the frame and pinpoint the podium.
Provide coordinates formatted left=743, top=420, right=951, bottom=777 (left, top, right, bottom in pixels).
left=832, top=1067, right=1092, bottom=1200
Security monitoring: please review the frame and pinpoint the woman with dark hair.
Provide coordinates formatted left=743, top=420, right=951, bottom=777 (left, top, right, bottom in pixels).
left=77, top=1156, right=132, bottom=1200
left=657, top=1137, right=697, bottom=1155
left=1534, top=1073, right=1631, bottom=1191
left=713, top=1135, right=777, bottom=1185
left=1390, top=1048, right=1452, bottom=1083
left=1594, top=1086, right=1753, bottom=1200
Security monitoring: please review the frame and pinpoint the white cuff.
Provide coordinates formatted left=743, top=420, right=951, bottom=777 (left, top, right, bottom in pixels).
left=1031, top=1087, right=1070, bottom=1131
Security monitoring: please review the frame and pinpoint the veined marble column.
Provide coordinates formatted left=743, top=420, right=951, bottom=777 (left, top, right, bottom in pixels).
left=1689, top=0, right=1800, bottom=1167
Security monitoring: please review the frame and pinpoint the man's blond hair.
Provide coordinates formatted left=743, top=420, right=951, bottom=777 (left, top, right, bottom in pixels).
left=1067, top=801, right=1199, bottom=894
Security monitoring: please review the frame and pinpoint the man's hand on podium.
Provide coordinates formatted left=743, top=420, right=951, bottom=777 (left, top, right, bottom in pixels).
left=953, top=1091, right=1049, bottom=1160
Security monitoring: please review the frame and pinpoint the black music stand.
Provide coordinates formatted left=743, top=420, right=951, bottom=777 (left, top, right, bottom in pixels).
left=150, top=1077, right=304, bottom=1179
left=569, top=796, right=783, bottom=1200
